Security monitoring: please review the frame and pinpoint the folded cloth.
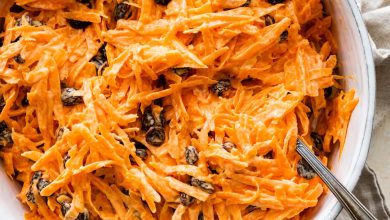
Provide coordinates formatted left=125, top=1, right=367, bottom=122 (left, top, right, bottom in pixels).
left=355, top=0, right=390, bottom=64
left=337, top=165, right=390, bottom=219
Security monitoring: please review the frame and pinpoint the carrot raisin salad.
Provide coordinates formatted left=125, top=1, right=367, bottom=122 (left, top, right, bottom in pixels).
left=0, top=0, right=358, bottom=219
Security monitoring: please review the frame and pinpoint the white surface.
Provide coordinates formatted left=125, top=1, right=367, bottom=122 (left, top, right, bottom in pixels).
left=0, top=1, right=376, bottom=220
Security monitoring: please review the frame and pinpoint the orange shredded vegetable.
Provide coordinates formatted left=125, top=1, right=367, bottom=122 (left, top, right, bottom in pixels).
left=0, top=0, right=358, bottom=219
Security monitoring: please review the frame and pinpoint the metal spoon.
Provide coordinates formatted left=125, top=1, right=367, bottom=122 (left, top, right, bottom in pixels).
left=296, top=138, right=377, bottom=220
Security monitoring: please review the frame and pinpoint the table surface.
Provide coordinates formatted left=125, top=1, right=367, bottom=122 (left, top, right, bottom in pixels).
left=366, top=62, right=390, bottom=208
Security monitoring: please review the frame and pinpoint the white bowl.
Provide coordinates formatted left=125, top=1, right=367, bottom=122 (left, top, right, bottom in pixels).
left=307, top=0, right=376, bottom=219
left=0, top=0, right=376, bottom=219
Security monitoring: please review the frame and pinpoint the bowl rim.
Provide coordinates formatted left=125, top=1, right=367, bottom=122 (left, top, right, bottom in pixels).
left=327, top=0, right=376, bottom=219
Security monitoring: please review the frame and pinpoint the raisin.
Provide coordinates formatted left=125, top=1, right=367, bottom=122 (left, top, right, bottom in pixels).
left=211, top=79, right=231, bottom=97
left=172, top=67, right=190, bottom=77
left=324, top=87, right=332, bottom=99
left=114, top=1, right=132, bottom=21
left=198, top=213, right=204, bottom=220
left=190, top=177, right=214, bottom=194
left=264, top=15, right=275, bottom=26
left=10, top=4, right=25, bottom=13
left=264, top=151, right=273, bottom=159
left=268, top=0, right=285, bottom=4
left=90, top=43, right=107, bottom=72
left=0, top=97, right=5, bottom=111
left=77, top=0, right=93, bottom=8
left=0, top=121, right=13, bottom=147
left=246, top=205, right=258, bottom=213
left=60, top=201, right=71, bottom=216
left=135, top=148, right=148, bottom=160
left=14, top=54, right=25, bottom=64
left=156, top=74, right=167, bottom=88
left=145, top=126, right=165, bottom=146
left=26, top=186, right=35, bottom=203
left=77, top=211, right=89, bottom=220
left=222, top=141, right=235, bottom=152
left=67, top=19, right=92, bottom=29
left=241, top=0, right=251, bottom=7
left=56, top=127, right=69, bottom=140
left=63, top=153, right=70, bottom=168
left=155, top=0, right=172, bottom=6
left=61, top=88, right=83, bottom=106
left=185, top=146, right=198, bottom=165
left=280, top=30, right=288, bottom=42
left=21, top=95, right=29, bottom=106
left=37, top=178, right=50, bottom=192
left=179, top=192, right=194, bottom=206
left=297, top=159, right=316, bottom=179
left=311, top=132, right=323, bottom=151
left=141, top=106, right=155, bottom=131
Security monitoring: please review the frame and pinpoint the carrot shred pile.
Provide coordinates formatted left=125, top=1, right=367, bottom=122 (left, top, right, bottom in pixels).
left=0, top=0, right=358, bottom=219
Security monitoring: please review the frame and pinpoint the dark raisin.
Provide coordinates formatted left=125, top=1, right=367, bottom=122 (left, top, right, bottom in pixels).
left=10, top=4, right=25, bottom=13
left=156, top=74, right=167, bottom=88
left=77, top=0, right=93, bottom=8
left=56, top=127, right=69, bottom=140
left=90, top=43, right=107, bottom=72
left=60, top=201, right=71, bottom=216
left=141, top=106, right=156, bottom=131
left=264, top=15, right=275, bottom=26
left=324, top=87, right=332, bottom=99
left=37, top=178, right=50, bottom=192
left=246, top=205, right=258, bottom=213
left=145, top=126, right=165, bottom=146
left=222, top=141, right=235, bottom=152
left=155, top=0, right=172, bottom=6
left=77, top=211, right=89, bottom=220
left=120, top=187, right=129, bottom=195
left=26, top=186, right=35, bottom=203
left=61, top=88, right=83, bottom=106
left=63, top=153, right=70, bottom=168
left=280, top=30, right=288, bottom=42
left=172, top=67, right=190, bottom=77
left=241, top=0, right=251, bottom=7
left=66, top=19, right=92, bottom=29
left=32, top=171, right=42, bottom=181
left=114, top=1, right=132, bottom=21
left=190, top=177, right=214, bottom=194
left=21, top=95, right=29, bottom=106
left=135, top=148, right=148, bottom=160
left=264, top=151, right=273, bottom=159
left=208, top=131, right=215, bottom=138
left=14, top=54, right=25, bottom=64
left=268, top=0, right=285, bottom=5
left=297, top=159, right=316, bottom=179
left=311, top=132, right=323, bottom=151
left=185, top=146, right=198, bottom=165
left=179, top=192, right=194, bottom=206
left=0, top=38, right=3, bottom=47
left=0, top=97, right=5, bottom=111
left=198, top=213, right=204, bottom=220
left=211, top=79, right=231, bottom=96
left=0, top=121, right=13, bottom=147
left=160, top=111, right=166, bottom=127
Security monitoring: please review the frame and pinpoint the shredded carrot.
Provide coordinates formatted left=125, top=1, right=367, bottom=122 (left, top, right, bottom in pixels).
left=0, top=0, right=357, bottom=219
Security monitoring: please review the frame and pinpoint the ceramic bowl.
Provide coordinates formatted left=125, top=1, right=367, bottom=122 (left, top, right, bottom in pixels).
left=306, top=0, right=376, bottom=219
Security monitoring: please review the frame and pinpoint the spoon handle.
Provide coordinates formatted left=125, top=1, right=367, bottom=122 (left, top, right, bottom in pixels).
left=296, top=139, right=377, bottom=220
